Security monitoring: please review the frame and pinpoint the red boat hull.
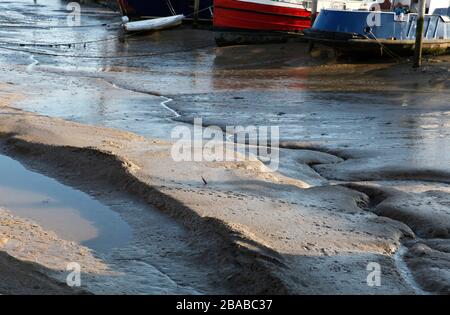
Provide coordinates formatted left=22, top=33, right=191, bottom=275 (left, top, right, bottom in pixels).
left=213, top=0, right=311, bottom=32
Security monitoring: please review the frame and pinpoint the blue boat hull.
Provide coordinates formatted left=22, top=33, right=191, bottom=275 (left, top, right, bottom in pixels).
left=304, top=9, right=450, bottom=56
left=117, top=0, right=213, bottom=20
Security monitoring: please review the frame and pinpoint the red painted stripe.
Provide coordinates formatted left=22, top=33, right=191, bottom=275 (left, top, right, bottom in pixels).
left=214, top=0, right=311, bottom=31
left=215, top=0, right=310, bottom=17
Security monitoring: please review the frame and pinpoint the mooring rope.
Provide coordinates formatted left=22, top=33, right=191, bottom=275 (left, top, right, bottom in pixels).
left=365, top=31, right=404, bottom=61
left=184, top=6, right=214, bottom=18
left=0, top=28, right=145, bottom=49
left=0, top=42, right=214, bottom=59
left=0, top=6, right=213, bottom=49
left=0, top=35, right=121, bottom=49
left=0, top=5, right=215, bottom=58
left=166, top=0, right=177, bottom=16
left=0, top=22, right=121, bottom=29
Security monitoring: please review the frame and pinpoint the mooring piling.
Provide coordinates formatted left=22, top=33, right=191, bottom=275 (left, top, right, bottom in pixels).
left=413, top=0, right=427, bottom=67
left=193, top=0, right=200, bottom=28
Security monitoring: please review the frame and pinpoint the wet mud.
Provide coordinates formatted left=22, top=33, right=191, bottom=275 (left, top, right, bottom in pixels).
left=0, top=0, right=449, bottom=294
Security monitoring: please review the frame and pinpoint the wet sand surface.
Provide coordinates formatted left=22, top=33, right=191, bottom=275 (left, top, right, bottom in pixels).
left=0, top=0, right=449, bottom=294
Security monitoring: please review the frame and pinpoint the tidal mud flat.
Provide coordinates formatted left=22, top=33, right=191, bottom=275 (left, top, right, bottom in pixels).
left=0, top=86, right=449, bottom=294
left=0, top=0, right=449, bottom=295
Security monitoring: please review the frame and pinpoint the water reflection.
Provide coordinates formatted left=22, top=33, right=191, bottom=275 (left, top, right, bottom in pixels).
left=0, top=154, right=132, bottom=252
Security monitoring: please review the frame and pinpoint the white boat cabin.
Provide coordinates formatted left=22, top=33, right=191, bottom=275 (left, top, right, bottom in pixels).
left=361, top=0, right=450, bottom=14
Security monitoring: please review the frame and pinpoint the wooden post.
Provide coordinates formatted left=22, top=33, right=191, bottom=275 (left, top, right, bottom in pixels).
left=311, top=0, right=318, bottom=25
left=308, top=0, right=319, bottom=52
left=193, top=0, right=200, bottom=28
left=413, top=0, right=426, bottom=68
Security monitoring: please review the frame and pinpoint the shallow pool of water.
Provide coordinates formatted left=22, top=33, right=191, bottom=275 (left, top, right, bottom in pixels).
left=0, top=154, right=132, bottom=252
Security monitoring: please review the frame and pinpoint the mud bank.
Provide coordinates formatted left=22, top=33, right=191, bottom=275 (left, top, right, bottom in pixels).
left=0, top=0, right=449, bottom=293
left=1, top=56, right=449, bottom=295
left=0, top=250, right=85, bottom=295
left=343, top=183, right=450, bottom=294
left=2, top=102, right=444, bottom=294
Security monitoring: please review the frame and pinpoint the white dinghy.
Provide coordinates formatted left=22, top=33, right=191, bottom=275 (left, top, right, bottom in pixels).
left=122, top=14, right=185, bottom=32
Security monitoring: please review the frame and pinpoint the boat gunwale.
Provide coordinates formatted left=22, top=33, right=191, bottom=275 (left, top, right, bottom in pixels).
left=316, top=8, right=450, bottom=24
left=304, top=29, right=450, bottom=45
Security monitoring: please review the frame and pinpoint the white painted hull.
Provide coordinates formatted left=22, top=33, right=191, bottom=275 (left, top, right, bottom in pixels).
left=123, top=15, right=185, bottom=32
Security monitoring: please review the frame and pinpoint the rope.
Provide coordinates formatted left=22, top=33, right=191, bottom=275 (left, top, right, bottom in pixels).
left=365, top=31, right=404, bottom=61
left=0, top=20, right=173, bottom=49
left=0, top=6, right=213, bottom=49
left=0, top=23, right=114, bottom=29
left=184, top=6, right=214, bottom=18
left=0, top=28, right=146, bottom=48
left=166, top=0, right=177, bottom=16
left=0, top=42, right=214, bottom=59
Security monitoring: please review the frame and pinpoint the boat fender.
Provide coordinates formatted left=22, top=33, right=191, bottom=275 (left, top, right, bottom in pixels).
left=121, top=16, right=130, bottom=24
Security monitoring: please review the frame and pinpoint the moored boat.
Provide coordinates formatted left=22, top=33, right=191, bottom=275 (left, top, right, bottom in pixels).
left=213, top=0, right=312, bottom=46
left=304, top=0, right=450, bottom=57
left=213, top=0, right=366, bottom=46
left=117, top=0, right=213, bottom=21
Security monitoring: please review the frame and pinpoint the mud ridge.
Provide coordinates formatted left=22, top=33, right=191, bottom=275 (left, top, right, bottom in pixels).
left=315, top=164, right=450, bottom=185
left=286, top=143, right=450, bottom=185
left=349, top=169, right=450, bottom=185
left=0, top=252, right=89, bottom=295
left=342, top=183, right=450, bottom=294
left=0, top=134, right=291, bottom=294
left=342, top=183, right=395, bottom=211
left=343, top=183, right=450, bottom=239
left=279, top=142, right=352, bottom=161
